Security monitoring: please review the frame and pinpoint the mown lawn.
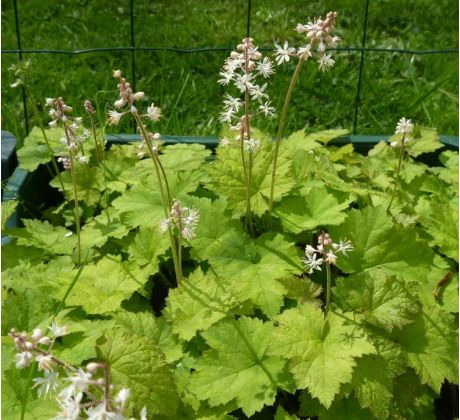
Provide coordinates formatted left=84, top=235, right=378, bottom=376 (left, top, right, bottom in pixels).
left=1, top=0, right=458, bottom=144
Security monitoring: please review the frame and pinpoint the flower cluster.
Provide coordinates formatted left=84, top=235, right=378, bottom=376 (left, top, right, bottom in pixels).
left=160, top=199, right=200, bottom=240
left=45, top=97, right=89, bottom=169
left=218, top=37, right=276, bottom=151
left=10, top=324, right=147, bottom=419
left=275, top=11, right=339, bottom=71
left=109, top=70, right=163, bottom=159
left=390, top=117, right=414, bottom=147
left=302, top=232, right=353, bottom=274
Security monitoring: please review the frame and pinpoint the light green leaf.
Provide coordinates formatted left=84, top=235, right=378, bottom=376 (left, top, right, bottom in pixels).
left=329, top=206, right=435, bottom=279
left=207, top=232, right=301, bottom=317
left=334, top=271, right=419, bottom=331
left=57, top=257, right=145, bottom=314
left=277, top=276, right=322, bottom=306
left=318, top=396, right=373, bottom=420
left=275, top=406, right=298, bottom=419
left=206, top=128, right=295, bottom=216
left=100, top=146, right=138, bottom=192
left=9, top=219, right=75, bottom=256
left=2, top=287, right=56, bottom=335
left=161, top=143, right=211, bottom=172
left=96, top=330, right=180, bottom=416
left=415, top=195, right=458, bottom=261
left=164, top=268, right=239, bottom=340
left=17, top=126, right=66, bottom=172
left=112, top=170, right=200, bottom=228
left=397, top=306, right=458, bottom=392
left=50, top=165, right=105, bottom=206
left=189, top=317, right=287, bottom=417
left=351, top=355, right=393, bottom=419
left=128, top=226, right=170, bottom=273
left=2, top=200, right=17, bottom=232
left=114, top=311, right=183, bottom=363
left=275, top=188, right=352, bottom=233
left=407, top=128, right=443, bottom=157
left=268, top=304, right=375, bottom=408
left=304, top=129, right=350, bottom=145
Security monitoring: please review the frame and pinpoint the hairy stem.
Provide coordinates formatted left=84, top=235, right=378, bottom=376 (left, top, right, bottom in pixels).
left=133, top=113, right=182, bottom=284
left=63, top=123, right=81, bottom=266
left=89, top=113, right=101, bottom=163
left=268, top=56, right=306, bottom=220
left=386, top=134, right=406, bottom=213
left=325, top=261, right=332, bottom=315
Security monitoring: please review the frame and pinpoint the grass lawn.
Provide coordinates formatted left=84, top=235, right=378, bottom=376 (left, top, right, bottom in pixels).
left=1, top=0, right=458, bottom=144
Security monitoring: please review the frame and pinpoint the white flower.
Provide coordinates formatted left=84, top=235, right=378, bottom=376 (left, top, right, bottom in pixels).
left=45, top=98, right=55, bottom=107
left=134, top=91, right=145, bottom=101
left=333, top=239, right=353, bottom=256
left=79, top=156, right=88, bottom=164
left=115, top=388, right=131, bottom=410
left=395, top=117, right=413, bottom=135
left=256, top=57, right=274, bottom=78
left=249, top=83, right=268, bottom=101
left=48, top=321, right=68, bottom=337
left=108, top=110, right=123, bottom=125
left=33, top=370, right=59, bottom=397
left=159, top=218, right=170, bottom=233
left=36, top=354, right=54, bottom=371
left=305, top=245, right=317, bottom=256
left=297, top=44, right=312, bottom=59
left=114, top=98, right=126, bottom=109
left=146, top=103, right=162, bottom=121
left=32, top=328, right=43, bottom=342
left=319, top=54, right=335, bottom=71
left=10, top=79, right=22, bottom=88
left=113, top=69, right=122, bottom=78
left=274, top=41, right=295, bottom=65
left=86, top=403, right=118, bottom=420
left=295, top=23, right=308, bottom=33
left=217, top=70, right=233, bottom=85
left=49, top=120, right=58, bottom=128
left=219, top=109, right=234, bottom=123
left=15, top=351, right=33, bottom=368
left=259, top=101, right=276, bottom=117
left=219, top=137, right=231, bottom=147
left=390, top=141, right=398, bottom=148
left=223, top=94, right=242, bottom=112
left=244, top=138, right=260, bottom=152
left=54, top=392, right=83, bottom=420
left=303, top=253, right=324, bottom=274
left=62, top=369, right=92, bottom=396
left=140, top=407, right=148, bottom=420
left=325, top=250, right=337, bottom=265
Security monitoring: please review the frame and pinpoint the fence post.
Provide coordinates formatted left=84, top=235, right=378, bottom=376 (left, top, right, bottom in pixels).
left=13, top=0, right=29, bottom=135
left=353, top=0, right=370, bottom=134
left=130, top=0, right=137, bottom=134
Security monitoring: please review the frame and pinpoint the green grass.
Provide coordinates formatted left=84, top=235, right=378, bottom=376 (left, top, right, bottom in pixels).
left=1, top=0, right=458, bottom=145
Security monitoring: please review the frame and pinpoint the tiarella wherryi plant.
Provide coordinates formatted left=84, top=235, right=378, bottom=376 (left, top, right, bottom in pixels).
left=2, top=9, right=459, bottom=420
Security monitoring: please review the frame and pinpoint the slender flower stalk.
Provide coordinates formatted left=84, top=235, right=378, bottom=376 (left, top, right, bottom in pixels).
left=302, top=231, right=352, bottom=315
left=387, top=117, right=414, bottom=213
left=84, top=99, right=103, bottom=163
left=268, top=12, right=339, bottom=220
left=46, top=97, right=89, bottom=266
left=218, top=38, right=276, bottom=232
left=9, top=62, right=68, bottom=197
left=108, top=70, right=184, bottom=284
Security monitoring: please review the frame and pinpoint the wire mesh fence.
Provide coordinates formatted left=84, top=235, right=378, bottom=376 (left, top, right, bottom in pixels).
left=2, top=0, right=459, bottom=139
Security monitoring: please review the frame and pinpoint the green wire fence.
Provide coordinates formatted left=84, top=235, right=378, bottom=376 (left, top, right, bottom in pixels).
left=2, top=0, right=459, bottom=137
